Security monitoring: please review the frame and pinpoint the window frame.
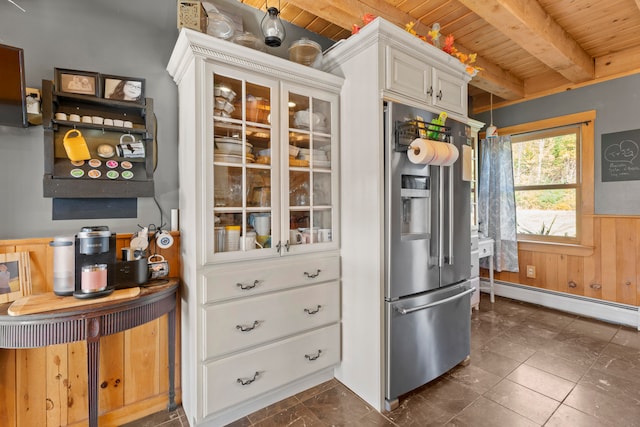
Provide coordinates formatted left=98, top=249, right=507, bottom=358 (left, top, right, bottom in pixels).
left=511, top=125, right=581, bottom=243
left=485, top=111, right=596, bottom=255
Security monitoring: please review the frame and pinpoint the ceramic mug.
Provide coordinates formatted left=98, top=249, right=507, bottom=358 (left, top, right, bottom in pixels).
left=289, top=229, right=303, bottom=245
left=318, top=228, right=332, bottom=242
left=243, top=231, right=263, bottom=251
left=249, top=213, right=271, bottom=236
left=148, top=254, right=169, bottom=279
left=116, top=134, right=145, bottom=158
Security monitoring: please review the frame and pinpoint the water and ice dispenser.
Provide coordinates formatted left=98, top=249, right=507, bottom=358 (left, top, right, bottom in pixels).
left=400, top=174, right=430, bottom=238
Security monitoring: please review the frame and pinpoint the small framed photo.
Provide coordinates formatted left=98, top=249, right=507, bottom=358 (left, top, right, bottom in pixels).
left=0, top=252, right=31, bottom=304
left=102, top=75, right=145, bottom=102
left=55, top=68, right=100, bottom=96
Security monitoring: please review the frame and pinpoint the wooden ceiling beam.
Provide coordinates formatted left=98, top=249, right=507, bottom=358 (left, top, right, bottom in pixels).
left=456, top=0, right=594, bottom=82
left=284, top=0, right=522, bottom=99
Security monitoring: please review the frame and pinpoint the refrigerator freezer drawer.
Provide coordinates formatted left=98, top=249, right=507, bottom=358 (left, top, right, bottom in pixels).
left=385, top=282, right=472, bottom=403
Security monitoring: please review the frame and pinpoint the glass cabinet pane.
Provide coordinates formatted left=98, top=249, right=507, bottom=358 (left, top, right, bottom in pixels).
left=286, top=89, right=335, bottom=247
left=212, top=73, right=273, bottom=254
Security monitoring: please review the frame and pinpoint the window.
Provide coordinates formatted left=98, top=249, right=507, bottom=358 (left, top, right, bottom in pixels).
left=511, top=126, right=580, bottom=241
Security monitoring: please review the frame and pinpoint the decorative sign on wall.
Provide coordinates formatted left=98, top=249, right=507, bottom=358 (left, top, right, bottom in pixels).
left=601, top=129, right=640, bottom=182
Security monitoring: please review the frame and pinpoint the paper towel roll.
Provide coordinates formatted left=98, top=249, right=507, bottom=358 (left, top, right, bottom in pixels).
left=408, top=138, right=459, bottom=166
left=408, top=138, right=436, bottom=164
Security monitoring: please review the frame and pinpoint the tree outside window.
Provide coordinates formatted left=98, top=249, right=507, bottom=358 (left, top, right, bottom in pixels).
left=511, top=126, right=580, bottom=241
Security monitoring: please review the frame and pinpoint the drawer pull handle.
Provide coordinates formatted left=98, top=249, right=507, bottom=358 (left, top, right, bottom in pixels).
left=304, top=269, right=322, bottom=279
left=237, top=371, right=260, bottom=386
left=237, top=280, right=259, bottom=290
left=236, top=321, right=260, bottom=332
left=304, top=305, right=322, bottom=315
left=305, top=350, right=322, bottom=361
left=437, top=90, right=443, bottom=100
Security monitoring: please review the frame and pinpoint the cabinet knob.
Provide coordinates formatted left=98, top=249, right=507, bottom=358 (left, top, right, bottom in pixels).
left=437, top=90, right=443, bottom=100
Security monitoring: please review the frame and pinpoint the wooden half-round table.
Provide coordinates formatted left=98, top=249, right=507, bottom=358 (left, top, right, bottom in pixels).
left=0, top=279, right=179, bottom=427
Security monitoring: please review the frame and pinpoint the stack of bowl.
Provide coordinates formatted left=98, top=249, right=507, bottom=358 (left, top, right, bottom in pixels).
left=214, top=84, right=236, bottom=118
left=214, top=136, right=254, bottom=163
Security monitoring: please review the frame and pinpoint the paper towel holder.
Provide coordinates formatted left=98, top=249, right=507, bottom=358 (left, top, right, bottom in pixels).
left=395, top=119, right=451, bottom=152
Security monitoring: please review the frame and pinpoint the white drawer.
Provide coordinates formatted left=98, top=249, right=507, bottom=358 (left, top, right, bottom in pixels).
left=202, top=256, right=340, bottom=303
left=203, top=281, right=340, bottom=359
left=478, top=239, right=494, bottom=257
left=203, top=323, right=340, bottom=416
left=470, top=250, right=479, bottom=278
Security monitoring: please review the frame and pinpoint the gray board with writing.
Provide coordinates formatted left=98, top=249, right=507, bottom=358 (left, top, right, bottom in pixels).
left=601, top=129, right=640, bottom=182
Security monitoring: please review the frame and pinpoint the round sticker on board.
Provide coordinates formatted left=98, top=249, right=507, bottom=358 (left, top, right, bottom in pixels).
left=106, top=170, right=119, bottom=180
left=88, top=159, right=102, bottom=168
left=88, top=169, right=101, bottom=179
left=121, top=170, right=134, bottom=179
left=106, top=160, right=118, bottom=169
left=70, top=160, right=85, bottom=167
left=121, top=161, right=133, bottom=170
left=70, top=168, right=84, bottom=178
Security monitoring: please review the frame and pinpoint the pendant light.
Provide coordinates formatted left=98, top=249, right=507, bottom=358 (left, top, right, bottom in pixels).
left=486, top=93, right=498, bottom=138
left=261, top=0, right=286, bottom=47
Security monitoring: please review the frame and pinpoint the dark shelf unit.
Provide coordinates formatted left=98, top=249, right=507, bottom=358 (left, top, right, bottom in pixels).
left=42, top=79, right=155, bottom=198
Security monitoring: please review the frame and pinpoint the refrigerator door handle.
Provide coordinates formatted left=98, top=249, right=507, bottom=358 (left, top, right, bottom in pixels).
left=447, top=164, right=454, bottom=264
left=438, top=165, right=444, bottom=267
left=395, top=288, right=476, bottom=315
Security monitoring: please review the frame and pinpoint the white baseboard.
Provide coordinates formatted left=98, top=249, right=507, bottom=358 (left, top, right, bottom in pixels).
left=481, top=279, right=640, bottom=330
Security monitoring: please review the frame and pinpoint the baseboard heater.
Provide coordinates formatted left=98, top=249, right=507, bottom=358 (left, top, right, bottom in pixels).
left=480, top=278, right=640, bottom=330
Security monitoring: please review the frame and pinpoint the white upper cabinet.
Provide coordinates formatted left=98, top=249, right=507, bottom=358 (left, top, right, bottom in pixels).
left=167, top=29, right=342, bottom=266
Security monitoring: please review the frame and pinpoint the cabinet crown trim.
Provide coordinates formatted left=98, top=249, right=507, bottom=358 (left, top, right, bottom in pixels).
left=167, top=28, right=344, bottom=91
left=323, top=17, right=472, bottom=81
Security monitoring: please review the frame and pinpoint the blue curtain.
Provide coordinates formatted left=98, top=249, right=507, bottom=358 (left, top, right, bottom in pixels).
left=478, top=136, right=519, bottom=272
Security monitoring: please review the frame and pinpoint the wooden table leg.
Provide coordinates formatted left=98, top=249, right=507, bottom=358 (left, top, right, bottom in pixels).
left=86, top=317, right=101, bottom=427
left=167, top=306, right=177, bottom=411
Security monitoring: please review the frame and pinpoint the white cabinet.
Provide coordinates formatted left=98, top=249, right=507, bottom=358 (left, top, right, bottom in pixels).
left=323, top=17, right=471, bottom=412
left=384, top=45, right=468, bottom=115
left=168, top=28, right=343, bottom=426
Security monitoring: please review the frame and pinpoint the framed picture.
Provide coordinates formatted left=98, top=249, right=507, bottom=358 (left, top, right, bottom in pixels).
left=0, top=252, right=31, bottom=304
left=102, top=75, right=145, bottom=102
left=55, top=68, right=100, bottom=96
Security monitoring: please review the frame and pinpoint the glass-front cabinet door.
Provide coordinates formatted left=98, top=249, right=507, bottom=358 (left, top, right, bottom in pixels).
left=208, top=64, right=280, bottom=262
left=205, top=64, right=339, bottom=263
left=283, top=84, right=339, bottom=254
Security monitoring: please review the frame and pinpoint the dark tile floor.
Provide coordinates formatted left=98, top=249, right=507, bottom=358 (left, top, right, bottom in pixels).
left=126, top=293, right=640, bottom=426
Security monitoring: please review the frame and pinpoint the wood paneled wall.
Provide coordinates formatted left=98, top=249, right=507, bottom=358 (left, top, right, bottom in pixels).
left=0, top=233, right=181, bottom=427
left=485, top=216, right=640, bottom=306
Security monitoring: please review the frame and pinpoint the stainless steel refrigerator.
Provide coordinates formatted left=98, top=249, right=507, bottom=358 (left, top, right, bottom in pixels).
left=384, top=101, right=473, bottom=410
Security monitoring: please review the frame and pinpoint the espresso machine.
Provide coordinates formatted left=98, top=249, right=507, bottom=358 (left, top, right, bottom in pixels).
left=74, top=226, right=116, bottom=297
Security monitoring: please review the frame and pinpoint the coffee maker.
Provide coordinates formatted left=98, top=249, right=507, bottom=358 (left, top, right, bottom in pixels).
left=75, top=226, right=116, bottom=296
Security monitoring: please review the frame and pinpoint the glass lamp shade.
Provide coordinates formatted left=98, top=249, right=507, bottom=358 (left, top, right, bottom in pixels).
left=261, top=7, right=286, bottom=47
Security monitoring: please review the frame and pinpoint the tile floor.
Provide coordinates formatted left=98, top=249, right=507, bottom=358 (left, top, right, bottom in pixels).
left=126, top=293, right=640, bottom=426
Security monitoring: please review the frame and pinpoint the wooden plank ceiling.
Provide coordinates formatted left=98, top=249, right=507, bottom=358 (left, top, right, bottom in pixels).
left=240, top=0, right=640, bottom=113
